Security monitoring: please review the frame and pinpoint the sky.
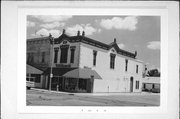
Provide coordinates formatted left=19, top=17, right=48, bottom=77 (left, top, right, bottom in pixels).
left=27, top=15, right=160, bottom=71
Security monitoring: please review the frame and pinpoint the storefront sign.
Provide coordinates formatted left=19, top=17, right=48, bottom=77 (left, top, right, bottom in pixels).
left=56, top=64, right=71, bottom=68
left=60, top=45, right=69, bottom=49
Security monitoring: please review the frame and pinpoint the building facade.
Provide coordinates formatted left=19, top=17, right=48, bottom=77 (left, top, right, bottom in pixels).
left=27, top=29, right=143, bottom=93
left=142, top=77, right=160, bottom=93
left=26, top=64, right=43, bottom=88
left=27, top=36, right=51, bottom=69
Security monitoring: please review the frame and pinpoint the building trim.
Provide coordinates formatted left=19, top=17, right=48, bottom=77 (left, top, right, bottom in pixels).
left=54, top=33, right=137, bottom=59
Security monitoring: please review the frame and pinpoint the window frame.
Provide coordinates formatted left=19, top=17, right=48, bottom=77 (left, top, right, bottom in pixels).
left=136, top=65, right=139, bottom=74
left=60, top=46, right=69, bottom=63
left=31, top=74, right=41, bottom=83
left=136, top=81, right=139, bottom=89
left=110, top=53, right=116, bottom=69
left=70, top=48, right=75, bottom=63
left=54, top=49, right=59, bottom=63
left=93, top=50, right=97, bottom=66
left=41, top=52, right=46, bottom=63
left=27, top=53, right=31, bottom=63
left=30, top=52, right=34, bottom=63
left=125, top=59, right=128, bottom=72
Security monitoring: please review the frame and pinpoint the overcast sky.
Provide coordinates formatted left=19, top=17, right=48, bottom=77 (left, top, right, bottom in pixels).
left=27, top=15, right=160, bottom=71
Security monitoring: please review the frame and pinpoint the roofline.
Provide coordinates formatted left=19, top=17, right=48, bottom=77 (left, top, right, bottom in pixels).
left=27, top=63, right=47, bottom=71
left=135, top=59, right=144, bottom=63
left=27, top=33, right=137, bottom=59
left=27, top=36, right=49, bottom=41
left=54, top=34, right=136, bottom=58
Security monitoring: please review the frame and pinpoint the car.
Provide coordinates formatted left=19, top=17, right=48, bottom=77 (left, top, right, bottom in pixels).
left=151, top=88, right=160, bottom=93
left=26, top=77, right=35, bottom=89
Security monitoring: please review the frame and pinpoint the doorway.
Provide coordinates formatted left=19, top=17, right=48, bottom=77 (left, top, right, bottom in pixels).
left=51, top=76, right=64, bottom=91
left=130, top=77, right=134, bottom=92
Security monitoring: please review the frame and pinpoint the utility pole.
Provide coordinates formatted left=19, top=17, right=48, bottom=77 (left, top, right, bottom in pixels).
left=49, top=34, right=54, bottom=91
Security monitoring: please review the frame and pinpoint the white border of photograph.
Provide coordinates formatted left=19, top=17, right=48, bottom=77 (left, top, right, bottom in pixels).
left=2, top=1, right=179, bottom=119
left=18, top=5, right=167, bottom=114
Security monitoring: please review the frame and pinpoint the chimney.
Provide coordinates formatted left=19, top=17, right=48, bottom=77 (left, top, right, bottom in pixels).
left=114, top=38, right=116, bottom=43
left=49, top=33, right=52, bottom=38
left=82, top=31, right=85, bottom=36
left=62, top=29, right=65, bottom=34
left=77, top=30, right=80, bottom=36
left=135, top=51, right=137, bottom=57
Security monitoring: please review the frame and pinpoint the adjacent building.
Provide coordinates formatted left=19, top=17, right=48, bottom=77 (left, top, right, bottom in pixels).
left=26, top=64, right=43, bottom=88
left=142, top=77, right=160, bottom=93
left=27, top=29, right=144, bottom=93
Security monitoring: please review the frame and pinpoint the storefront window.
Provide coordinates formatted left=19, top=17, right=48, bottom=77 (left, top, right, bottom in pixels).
left=31, top=74, right=41, bottom=83
left=65, top=78, right=76, bottom=91
left=78, top=79, right=87, bottom=92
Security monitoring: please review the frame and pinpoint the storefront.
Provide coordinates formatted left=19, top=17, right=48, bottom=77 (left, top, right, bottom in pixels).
left=51, top=77, right=88, bottom=92
left=26, top=64, right=43, bottom=88
left=43, top=67, right=102, bottom=93
left=142, top=77, right=160, bottom=93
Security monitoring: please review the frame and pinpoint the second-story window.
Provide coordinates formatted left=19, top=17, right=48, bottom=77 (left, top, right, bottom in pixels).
left=136, top=65, right=139, bottom=74
left=110, top=53, right=116, bottom=69
left=54, top=49, right=59, bottom=63
left=125, top=59, right=128, bottom=72
left=41, top=52, right=45, bottom=63
left=60, top=47, right=68, bottom=63
left=70, top=48, right=75, bottom=63
left=27, top=53, right=30, bottom=63
left=30, top=53, right=34, bottom=63
left=93, top=50, right=97, bottom=66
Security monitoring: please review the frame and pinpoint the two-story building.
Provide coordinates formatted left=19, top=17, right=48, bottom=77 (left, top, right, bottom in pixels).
left=27, top=29, right=143, bottom=93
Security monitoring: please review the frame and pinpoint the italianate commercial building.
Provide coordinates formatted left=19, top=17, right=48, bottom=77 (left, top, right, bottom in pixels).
left=27, top=29, right=143, bottom=93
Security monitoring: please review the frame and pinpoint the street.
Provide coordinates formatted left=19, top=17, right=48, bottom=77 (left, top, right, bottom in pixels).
left=27, top=88, right=160, bottom=106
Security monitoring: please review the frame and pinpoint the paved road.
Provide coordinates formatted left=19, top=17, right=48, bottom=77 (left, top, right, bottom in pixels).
left=26, top=89, right=160, bottom=106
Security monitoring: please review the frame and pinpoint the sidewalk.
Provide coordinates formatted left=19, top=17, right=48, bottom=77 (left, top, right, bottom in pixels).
left=30, top=88, right=160, bottom=96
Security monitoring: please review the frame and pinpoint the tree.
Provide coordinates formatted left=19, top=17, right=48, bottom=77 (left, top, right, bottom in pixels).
left=147, top=69, right=160, bottom=77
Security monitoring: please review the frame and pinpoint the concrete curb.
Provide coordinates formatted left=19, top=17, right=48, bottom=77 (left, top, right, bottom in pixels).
left=30, top=88, right=160, bottom=96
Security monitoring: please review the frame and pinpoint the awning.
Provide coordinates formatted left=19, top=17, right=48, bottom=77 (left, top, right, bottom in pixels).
left=63, top=68, right=102, bottom=79
left=27, top=64, right=43, bottom=74
left=43, top=67, right=76, bottom=76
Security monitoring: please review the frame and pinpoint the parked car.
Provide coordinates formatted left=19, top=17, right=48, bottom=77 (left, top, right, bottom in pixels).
left=142, top=88, right=151, bottom=92
left=151, top=88, right=160, bottom=93
left=26, top=77, right=35, bottom=89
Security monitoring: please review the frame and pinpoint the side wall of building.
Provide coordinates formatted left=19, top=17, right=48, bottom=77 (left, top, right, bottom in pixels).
left=79, top=43, right=143, bottom=93
left=27, top=38, right=51, bottom=67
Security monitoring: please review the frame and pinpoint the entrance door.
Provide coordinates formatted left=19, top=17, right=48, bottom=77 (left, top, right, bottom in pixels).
left=58, top=77, right=64, bottom=91
left=130, top=77, right=133, bottom=92
left=51, top=76, right=64, bottom=91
